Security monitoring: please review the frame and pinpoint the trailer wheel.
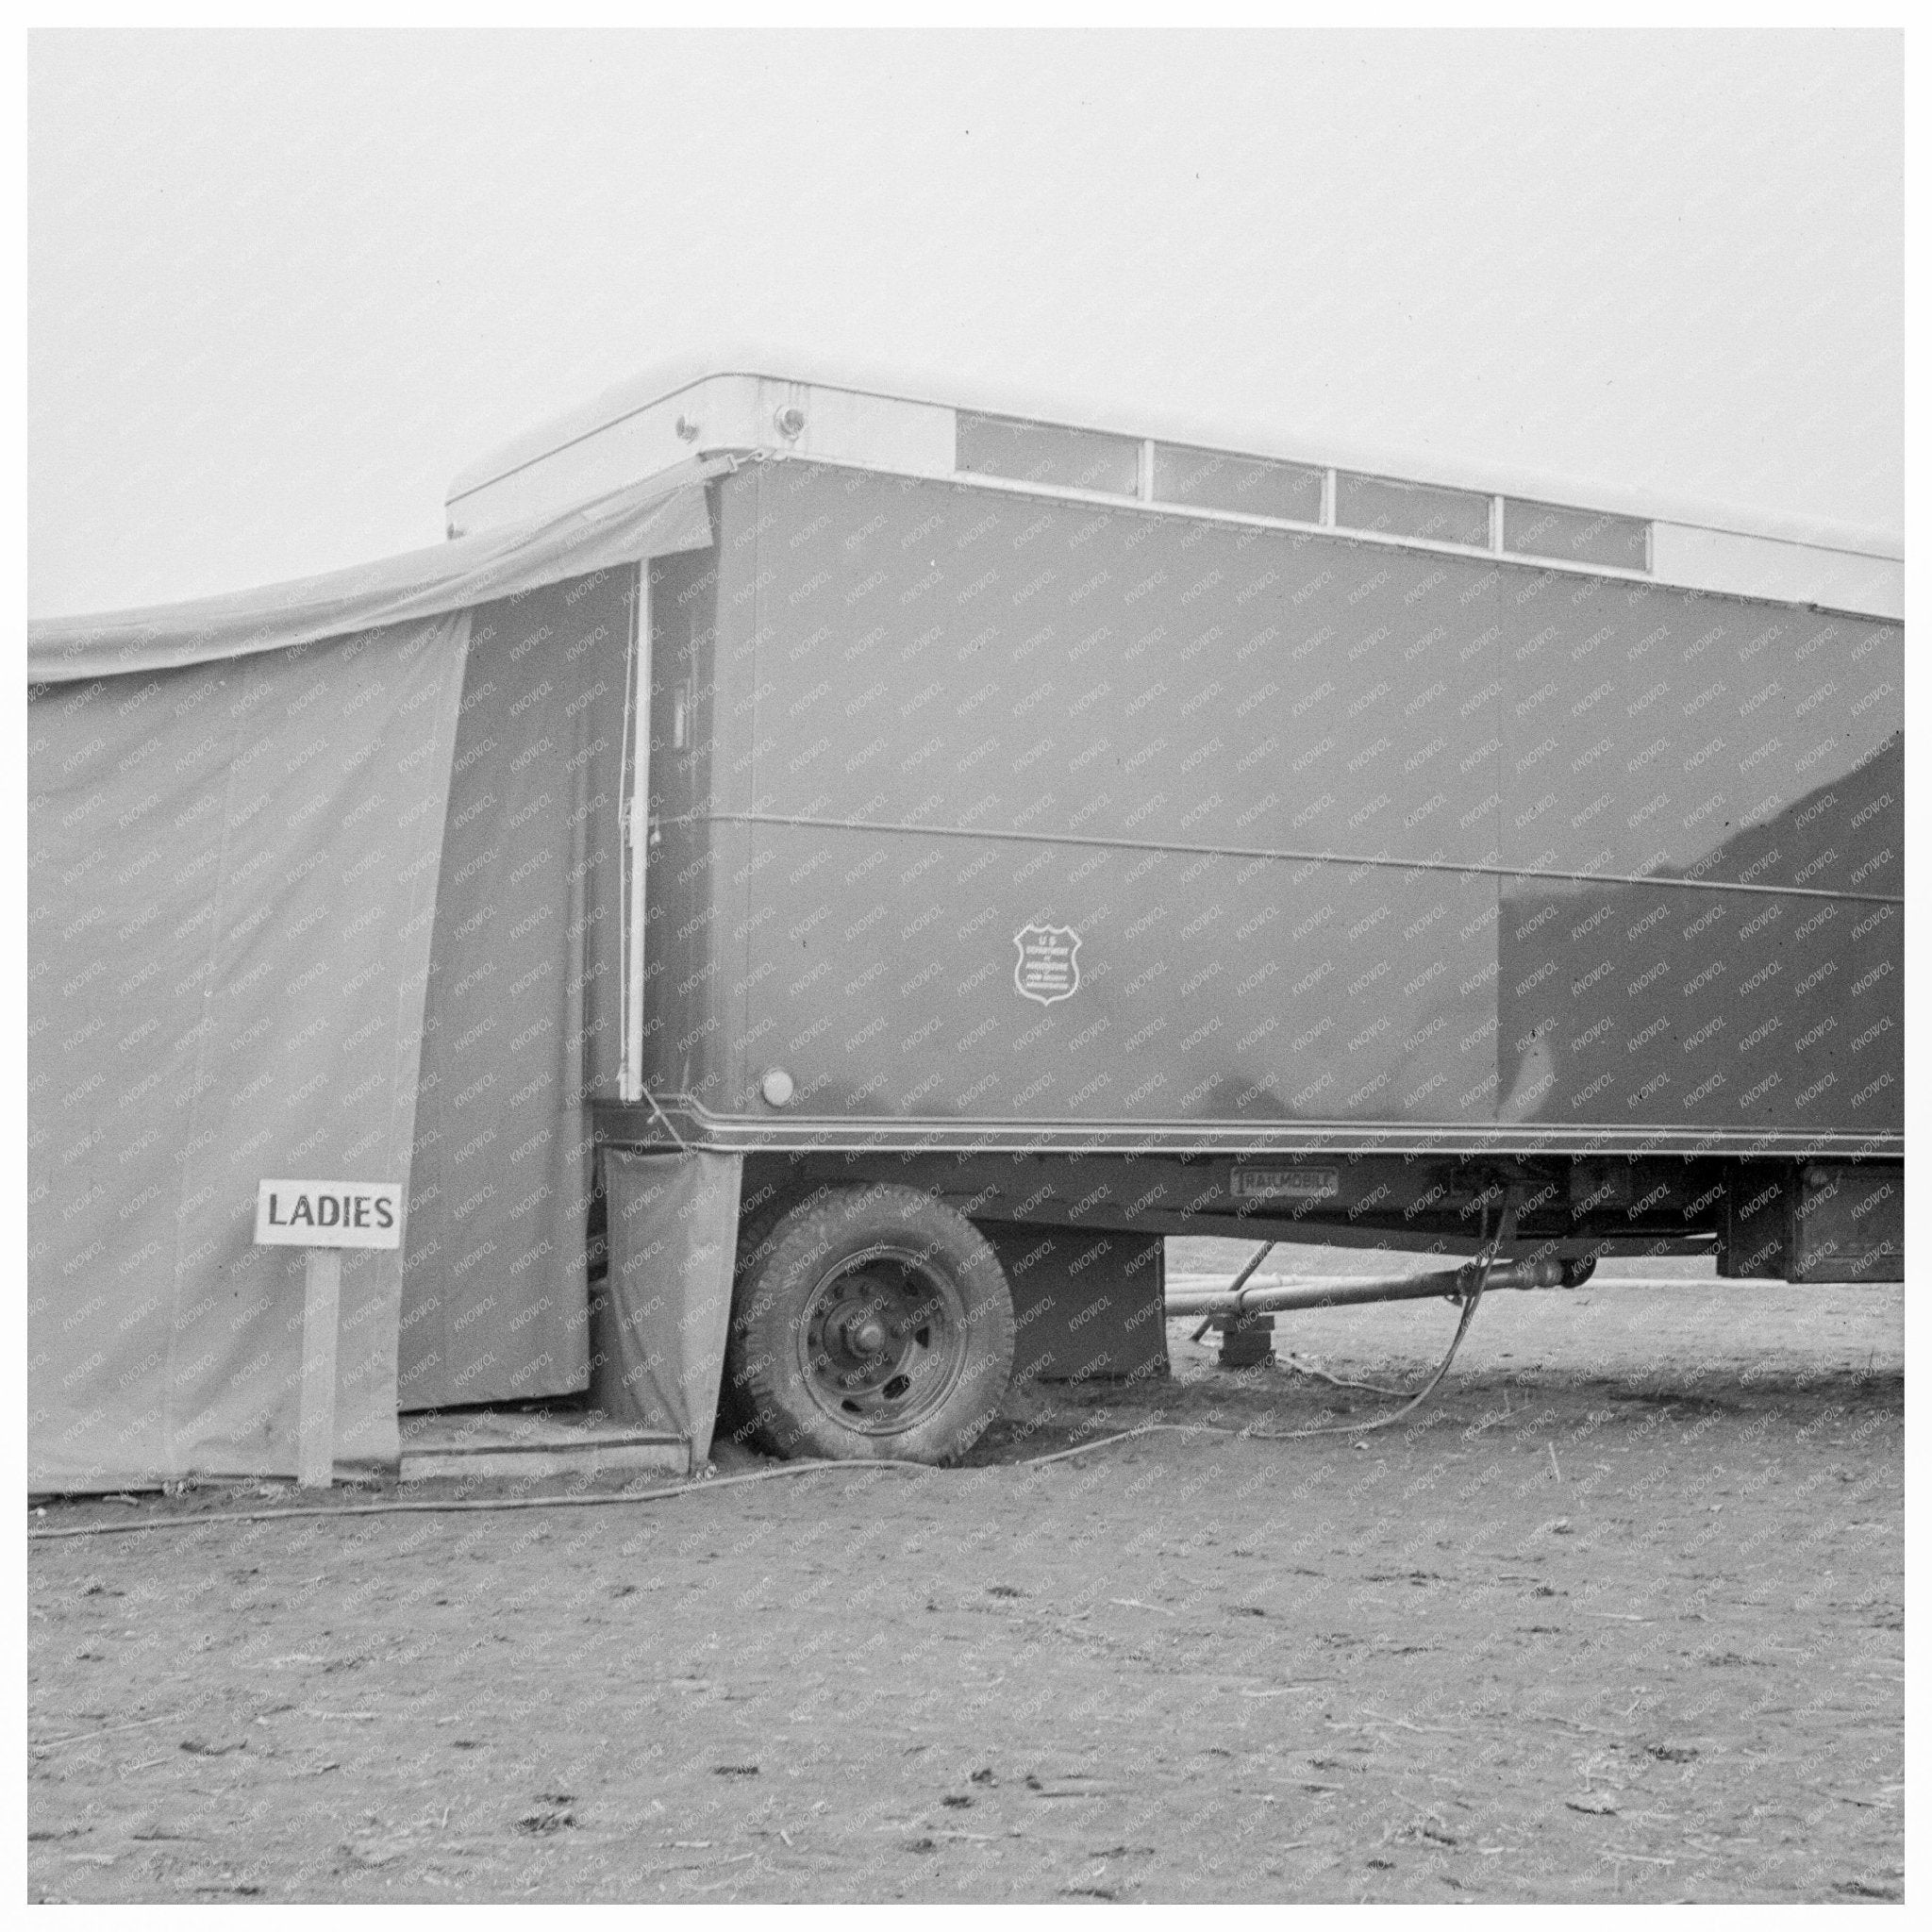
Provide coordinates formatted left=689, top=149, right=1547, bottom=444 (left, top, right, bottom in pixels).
left=725, top=1185, right=1015, bottom=1464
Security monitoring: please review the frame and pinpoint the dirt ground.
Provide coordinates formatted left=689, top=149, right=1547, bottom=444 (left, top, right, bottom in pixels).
left=28, top=1250, right=1904, bottom=1905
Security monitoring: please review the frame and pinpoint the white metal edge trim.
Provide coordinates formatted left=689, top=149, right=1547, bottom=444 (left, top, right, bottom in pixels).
left=449, top=382, right=1901, bottom=619
left=447, top=358, right=1902, bottom=560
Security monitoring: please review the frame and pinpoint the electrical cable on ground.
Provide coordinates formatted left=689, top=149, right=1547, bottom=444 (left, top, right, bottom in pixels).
left=1012, top=1422, right=1240, bottom=1470
left=31, top=1424, right=1234, bottom=1538
left=25, top=1458, right=933, bottom=1542
left=1240, top=1189, right=1520, bottom=1442
left=1279, top=1354, right=1412, bottom=1398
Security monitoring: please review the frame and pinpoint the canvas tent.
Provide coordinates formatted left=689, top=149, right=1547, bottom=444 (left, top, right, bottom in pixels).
left=28, top=461, right=731, bottom=1491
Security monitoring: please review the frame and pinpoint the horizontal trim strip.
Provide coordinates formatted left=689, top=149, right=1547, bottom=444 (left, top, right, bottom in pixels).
left=695, top=810, right=1904, bottom=908
left=592, top=1098, right=1900, bottom=1162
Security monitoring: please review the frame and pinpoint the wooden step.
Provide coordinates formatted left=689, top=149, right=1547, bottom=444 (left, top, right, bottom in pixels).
left=397, top=1409, right=689, bottom=1483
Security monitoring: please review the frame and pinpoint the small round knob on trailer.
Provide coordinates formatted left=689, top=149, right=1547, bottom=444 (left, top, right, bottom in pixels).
left=774, top=405, right=807, bottom=440
left=760, top=1067, right=796, bottom=1108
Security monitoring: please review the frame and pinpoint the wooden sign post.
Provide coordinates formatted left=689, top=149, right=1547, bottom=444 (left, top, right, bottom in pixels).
left=255, top=1179, right=404, bottom=1489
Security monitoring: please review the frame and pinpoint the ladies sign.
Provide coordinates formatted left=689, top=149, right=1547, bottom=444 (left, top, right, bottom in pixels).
left=254, top=1179, right=403, bottom=1249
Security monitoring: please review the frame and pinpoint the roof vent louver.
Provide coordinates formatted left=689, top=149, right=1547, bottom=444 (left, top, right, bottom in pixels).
left=955, top=411, right=1140, bottom=497
left=1334, top=472, right=1491, bottom=548
left=1152, top=442, right=1324, bottom=524
left=1504, top=497, right=1650, bottom=570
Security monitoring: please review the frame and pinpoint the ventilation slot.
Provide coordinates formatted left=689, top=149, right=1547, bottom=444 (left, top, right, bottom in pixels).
left=1335, top=472, right=1491, bottom=547
left=1504, top=498, right=1650, bottom=570
left=955, top=412, right=1140, bottom=497
left=1152, top=443, right=1324, bottom=523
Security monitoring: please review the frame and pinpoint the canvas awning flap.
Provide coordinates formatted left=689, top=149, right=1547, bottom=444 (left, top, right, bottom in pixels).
left=591, top=1151, right=743, bottom=1468
left=27, top=460, right=721, bottom=684
left=397, top=567, right=636, bottom=1410
left=28, top=613, right=471, bottom=1490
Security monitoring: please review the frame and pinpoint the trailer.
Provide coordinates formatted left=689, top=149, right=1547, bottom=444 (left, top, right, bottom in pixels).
left=442, top=359, right=1905, bottom=1464
left=26, top=358, right=1905, bottom=1491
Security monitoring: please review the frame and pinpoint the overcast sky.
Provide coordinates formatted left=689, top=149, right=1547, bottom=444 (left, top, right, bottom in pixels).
left=29, top=29, right=1902, bottom=620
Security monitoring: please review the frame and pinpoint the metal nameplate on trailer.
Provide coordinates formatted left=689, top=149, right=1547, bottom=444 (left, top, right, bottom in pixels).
left=1013, top=924, right=1081, bottom=1006
left=1229, top=1167, right=1341, bottom=1201
left=254, top=1179, right=404, bottom=1249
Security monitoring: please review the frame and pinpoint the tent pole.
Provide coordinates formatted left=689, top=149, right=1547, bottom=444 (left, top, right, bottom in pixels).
left=621, top=570, right=652, bottom=1103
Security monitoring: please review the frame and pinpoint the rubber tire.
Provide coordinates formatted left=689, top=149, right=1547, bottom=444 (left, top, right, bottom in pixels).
left=725, top=1183, right=1016, bottom=1464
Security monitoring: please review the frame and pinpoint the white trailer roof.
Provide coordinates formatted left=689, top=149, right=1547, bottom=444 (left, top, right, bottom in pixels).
left=448, top=350, right=1903, bottom=621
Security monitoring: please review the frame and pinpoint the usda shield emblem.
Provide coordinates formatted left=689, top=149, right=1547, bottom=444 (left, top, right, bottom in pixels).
left=1013, top=924, right=1081, bottom=1006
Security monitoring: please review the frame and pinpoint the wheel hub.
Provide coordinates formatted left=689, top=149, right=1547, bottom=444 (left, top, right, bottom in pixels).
left=797, top=1251, right=968, bottom=1435
left=841, top=1309, right=891, bottom=1357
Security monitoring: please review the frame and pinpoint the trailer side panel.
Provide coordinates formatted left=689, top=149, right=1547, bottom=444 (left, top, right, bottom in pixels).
left=646, top=461, right=1902, bottom=1156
